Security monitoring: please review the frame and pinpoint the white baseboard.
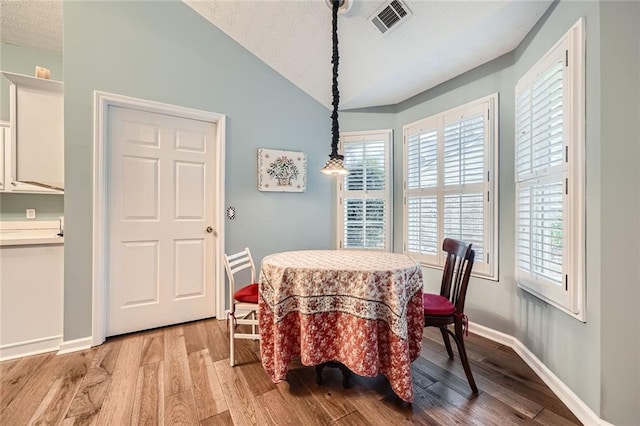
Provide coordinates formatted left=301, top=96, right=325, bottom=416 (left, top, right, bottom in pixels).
left=0, top=335, right=63, bottom=361
left=469, top=321, right=613, bottom=426
left=57, top=336, right=93, bottom=355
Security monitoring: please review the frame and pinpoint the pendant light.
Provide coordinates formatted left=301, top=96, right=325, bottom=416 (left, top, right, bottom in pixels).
left=320, top=0, right=350, bottom=176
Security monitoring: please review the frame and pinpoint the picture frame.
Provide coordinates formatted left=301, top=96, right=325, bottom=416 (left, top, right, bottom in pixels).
left=258, top=148, right=306, bottom=192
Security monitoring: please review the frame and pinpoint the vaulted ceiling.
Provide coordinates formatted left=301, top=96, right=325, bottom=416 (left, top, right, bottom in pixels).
left=1, top=0, right=552, bottom=109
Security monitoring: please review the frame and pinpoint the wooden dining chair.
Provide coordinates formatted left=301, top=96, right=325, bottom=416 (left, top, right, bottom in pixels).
left=223, top=247, right=259, bottom=366
left=423, top=238, right=478, bottom=393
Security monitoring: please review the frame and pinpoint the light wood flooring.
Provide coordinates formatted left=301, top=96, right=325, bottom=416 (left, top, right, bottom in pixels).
left=0, top=318, right=582, bottom=425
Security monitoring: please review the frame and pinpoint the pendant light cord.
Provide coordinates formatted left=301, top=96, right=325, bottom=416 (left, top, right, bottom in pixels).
left=330, top=0, right=342, bottom=160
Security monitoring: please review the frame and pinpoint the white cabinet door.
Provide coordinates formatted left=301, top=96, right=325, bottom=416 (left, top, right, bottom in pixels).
left=0, top=125, right=6, bottom=191
left=0, top=244, right=64, bottom=360
left=14, top=84, right=64, bottom=189
left=2, top=72, right=64, bottom=193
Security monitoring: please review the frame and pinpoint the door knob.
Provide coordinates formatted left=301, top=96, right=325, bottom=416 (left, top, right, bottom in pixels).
left=206, top=226, right=213, bottom=233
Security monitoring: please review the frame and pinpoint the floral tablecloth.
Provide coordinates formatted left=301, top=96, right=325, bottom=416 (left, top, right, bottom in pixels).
left=258, top=250, right=424, bottom=402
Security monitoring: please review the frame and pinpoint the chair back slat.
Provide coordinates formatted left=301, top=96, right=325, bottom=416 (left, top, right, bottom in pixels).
left=223, top=247, right=256, bottom=308
left=439, top=238, right=475, bottom=313
left=227, top=257, right=254, bottom=275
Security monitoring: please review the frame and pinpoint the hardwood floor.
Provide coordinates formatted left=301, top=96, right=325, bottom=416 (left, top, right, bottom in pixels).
left=0, top=319, right=582, bottom=425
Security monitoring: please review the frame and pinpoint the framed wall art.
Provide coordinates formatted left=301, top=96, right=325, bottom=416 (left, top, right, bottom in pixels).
left=258, top=148, right=306, bottom=192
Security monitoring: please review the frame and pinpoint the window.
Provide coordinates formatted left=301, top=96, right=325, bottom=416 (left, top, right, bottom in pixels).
left=403, top=94, right=498, bottom=279
left=515, top=18, right=585, bottom=320
left=337, top=130, right=392, bottom=251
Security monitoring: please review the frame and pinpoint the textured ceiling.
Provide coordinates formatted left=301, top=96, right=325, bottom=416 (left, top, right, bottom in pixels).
left=0, top=0, right=63, bottom=53
left=185, top=0, right=553, bottom=109
left=0, top=0, right=552, bottom=110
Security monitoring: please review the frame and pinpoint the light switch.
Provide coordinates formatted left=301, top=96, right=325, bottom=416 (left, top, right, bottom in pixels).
left=26, top=208, right=36, bottom=219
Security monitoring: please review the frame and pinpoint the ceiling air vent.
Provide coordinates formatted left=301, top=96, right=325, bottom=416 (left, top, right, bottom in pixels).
left=370, top=0, right=412, bottom=34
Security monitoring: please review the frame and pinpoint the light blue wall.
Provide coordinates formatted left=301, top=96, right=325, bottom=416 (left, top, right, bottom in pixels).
left=511, top=0, right=603, bottom=418
left=0, top=42, right=64, bottom=220
left=0, top=193, right=64, bottom=221
left=599, top=1, right=640, bottom=424
left=63, top=1, right=333, bottom=340
left=342, top=1, right=640, bottom=423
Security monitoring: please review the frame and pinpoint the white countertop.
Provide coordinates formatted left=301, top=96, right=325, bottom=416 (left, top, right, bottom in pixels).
left=0, top=221, right=64, bottom=246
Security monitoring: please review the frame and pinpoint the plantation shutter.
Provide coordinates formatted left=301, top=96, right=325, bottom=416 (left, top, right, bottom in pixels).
left=344, top=141, right=386, bottom=191
left=403, top=94, right=497, bottom=278
left=442, top=111, right=486, bottom=262
left=516, top=46, right=567, bottom=289
left=339, top=132, right=391, bottom=250
left=406, top=126, right=439, bottom=260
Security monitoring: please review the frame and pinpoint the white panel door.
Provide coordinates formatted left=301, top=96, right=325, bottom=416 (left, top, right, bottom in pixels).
left=107, top=106, right=216, bottom=336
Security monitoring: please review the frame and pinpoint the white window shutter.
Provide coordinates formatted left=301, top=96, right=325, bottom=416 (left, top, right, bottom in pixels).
left=516, top=48, right=567, bottom=289
left=515, top=18, right=585, bottom=320
left=517, top=185, right=532, bottom=273
left=343, top=198, right=386, bottom=249
left=442, top=112, right=486, bottom=262
left=407, top=195, right=438, bottom=255
left=405, top=124, right=439, bottom=263
left=344, top=141, right=386, bottom=191
left=517, top=178, right=565, bottom=287
left=407, top=129, right=437, bottom=190
left=443, top=114, right=485, bottom=186
left=516, top=87, right=532, bottom=178
left=531, top=61, right=565, bottom=172
left=403, top=94, right=497, bottom=278
left=337, top=131, right=392, bottom=251
left=443, top=193, right=485, bottom=261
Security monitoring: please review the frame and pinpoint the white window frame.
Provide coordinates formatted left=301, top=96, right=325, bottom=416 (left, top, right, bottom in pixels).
left=514, top=18, right=585, bottom=321
left=402, top=94, right=499, bottom=280
left=336, top=129, right=393, bottom=251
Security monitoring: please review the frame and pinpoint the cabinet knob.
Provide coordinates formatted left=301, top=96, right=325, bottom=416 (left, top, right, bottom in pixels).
left=206, top=226, right=213, bottom=234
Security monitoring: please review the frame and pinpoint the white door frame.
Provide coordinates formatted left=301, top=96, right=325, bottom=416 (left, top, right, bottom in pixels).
left=92, top=92, right=226, bottom=346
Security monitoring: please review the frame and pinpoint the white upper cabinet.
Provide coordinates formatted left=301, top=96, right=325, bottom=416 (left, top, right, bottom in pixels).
left=2, top=72, right=64, bottom=193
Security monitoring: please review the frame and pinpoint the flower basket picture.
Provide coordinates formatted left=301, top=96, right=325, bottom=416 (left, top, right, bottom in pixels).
left=258, top=148, right=306, bottom=192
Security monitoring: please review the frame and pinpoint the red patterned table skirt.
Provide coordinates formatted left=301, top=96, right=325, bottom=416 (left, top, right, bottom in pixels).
left=259, top=290, right=423, bottom=402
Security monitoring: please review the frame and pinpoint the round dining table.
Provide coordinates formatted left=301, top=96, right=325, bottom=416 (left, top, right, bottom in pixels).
left=258, top=249, right=424, bottom=402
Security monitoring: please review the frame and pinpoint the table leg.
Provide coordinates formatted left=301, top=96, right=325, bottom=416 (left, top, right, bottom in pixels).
left=315, top=361, right=352, bottom=388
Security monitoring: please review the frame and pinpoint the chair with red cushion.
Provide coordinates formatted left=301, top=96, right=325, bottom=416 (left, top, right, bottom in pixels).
left=223, top=247, right=259, bottom=366
left=424, top=238, right=478, bottom=393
